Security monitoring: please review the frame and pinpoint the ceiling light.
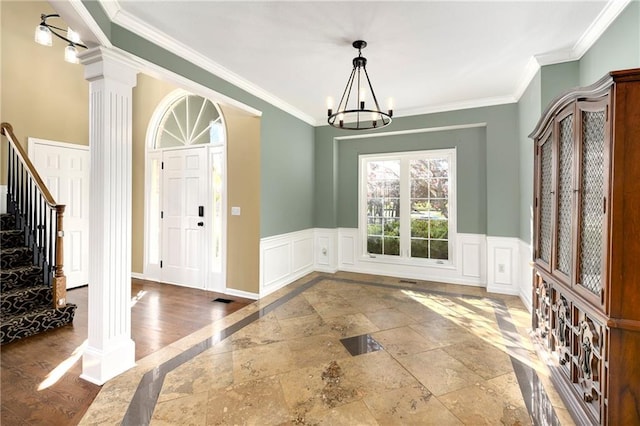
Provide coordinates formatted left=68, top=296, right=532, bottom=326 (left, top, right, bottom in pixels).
left=35, top=14, right=87, bottom=64
left=327, top=40, right=393, bottom=130
left=64, top=44, right=79, bottom=64
left=35, top=24, right=52, bottom=46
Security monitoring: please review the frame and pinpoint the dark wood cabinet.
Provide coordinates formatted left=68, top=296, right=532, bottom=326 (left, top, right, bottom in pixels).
left=530, top=68, right=640, bottom=425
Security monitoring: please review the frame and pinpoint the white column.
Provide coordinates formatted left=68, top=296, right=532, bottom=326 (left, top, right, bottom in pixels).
left=79, top=48, right=138, bottom=385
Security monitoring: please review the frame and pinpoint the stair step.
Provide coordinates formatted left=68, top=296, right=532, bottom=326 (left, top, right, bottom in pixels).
left=0, top=265, right=44, bottom=292
left=0, top=213, right=16, bottom=230
left=1, top=229, right=24, bottom=249
left=0, top=247, right=33, bottom=269
left=1, top=286, right=52, bottom=317
left=0, top=303, right=77, bottom=345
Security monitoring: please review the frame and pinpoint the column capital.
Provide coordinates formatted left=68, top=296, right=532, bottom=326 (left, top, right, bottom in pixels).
left=79, top=47, right=138, bottom=87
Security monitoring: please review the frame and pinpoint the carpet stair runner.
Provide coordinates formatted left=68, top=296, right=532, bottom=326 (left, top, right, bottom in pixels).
left=0, top=213, right=76, bottom=344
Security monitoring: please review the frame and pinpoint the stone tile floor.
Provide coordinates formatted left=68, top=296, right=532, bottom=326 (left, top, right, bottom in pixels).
left=80, top=272, right=575, bottom=425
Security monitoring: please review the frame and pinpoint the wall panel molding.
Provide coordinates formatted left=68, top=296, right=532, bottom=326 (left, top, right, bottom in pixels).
left=260, top=229, right=314, bottom=297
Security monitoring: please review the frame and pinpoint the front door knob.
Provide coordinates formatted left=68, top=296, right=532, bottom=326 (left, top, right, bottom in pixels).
left=197, top=221, right=204, bottom=227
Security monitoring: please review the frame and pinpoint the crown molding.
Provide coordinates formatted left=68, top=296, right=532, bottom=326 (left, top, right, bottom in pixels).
left=382, top=95, right=518, bottom=121
left=314, top=94, right=517, bottom=125
left=97, top=1, right=316, bottom=126
left=513, top=56, right=542, bottom=101
left=535, top=0, right=632, bottom=66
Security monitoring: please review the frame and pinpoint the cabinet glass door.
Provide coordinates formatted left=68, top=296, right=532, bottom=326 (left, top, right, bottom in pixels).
left=576, top=101, right=609, bottom=303
left=537, top=131, right=554, bottom=268
left=554, top=112, right=575, bottom=282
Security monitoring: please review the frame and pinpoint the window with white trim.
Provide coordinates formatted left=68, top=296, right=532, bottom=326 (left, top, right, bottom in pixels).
left=155, top=94, right=224, bottom=148
left=360, top=149, right=456, bottom=265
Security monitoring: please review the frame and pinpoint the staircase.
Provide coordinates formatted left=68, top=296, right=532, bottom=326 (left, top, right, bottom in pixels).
left=1, top=122, right=76, bottom=345
left=1, top=213, right=76, bottom=344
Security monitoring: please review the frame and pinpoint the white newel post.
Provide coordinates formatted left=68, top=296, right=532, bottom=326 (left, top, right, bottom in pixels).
left=79, top=48, right=138, bottom=385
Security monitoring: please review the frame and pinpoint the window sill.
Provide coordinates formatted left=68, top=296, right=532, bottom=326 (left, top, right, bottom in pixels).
left=359, top=254, right=455, bottom=270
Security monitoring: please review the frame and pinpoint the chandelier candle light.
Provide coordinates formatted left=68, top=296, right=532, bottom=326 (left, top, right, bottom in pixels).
left=35, top=14, right=87, bottom=64
left=327, top=40, right=393, bottom=130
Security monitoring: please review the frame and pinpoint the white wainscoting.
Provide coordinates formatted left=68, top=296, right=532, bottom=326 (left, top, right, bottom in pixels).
left=314, top=228, right=339, bottom=273
left=260, top=229, right=315, bottom=297
left=486, top=236, right=521, bottom=295
left=259, top=228, right=533, bottom=300
left=518, top=239, right=533, bottom=311
left=336, top=228, right=487, bottom=287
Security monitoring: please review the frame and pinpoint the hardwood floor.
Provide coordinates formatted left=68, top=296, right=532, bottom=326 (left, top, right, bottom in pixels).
left=0, top=279, right=252, bottom=426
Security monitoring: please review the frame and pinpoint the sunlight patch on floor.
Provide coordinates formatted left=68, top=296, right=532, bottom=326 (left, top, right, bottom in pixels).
left=38, top=340, right=87, bottom=391
left=402, top=289, right=548, bottom=376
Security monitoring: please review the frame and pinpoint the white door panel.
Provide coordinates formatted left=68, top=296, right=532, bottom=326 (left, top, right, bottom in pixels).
left=28, top=138, right=89, bottom=289
left=161, top=147, right=206, bottom=287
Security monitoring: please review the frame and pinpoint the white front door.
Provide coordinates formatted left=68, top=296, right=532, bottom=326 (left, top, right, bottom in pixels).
left=161, top=147, right=207, bottom=287
left=28, top=138, right=89, bottom=289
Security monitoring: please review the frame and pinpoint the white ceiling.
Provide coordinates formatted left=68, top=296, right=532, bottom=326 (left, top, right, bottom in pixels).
left=91, top=1, right=628, bottom=125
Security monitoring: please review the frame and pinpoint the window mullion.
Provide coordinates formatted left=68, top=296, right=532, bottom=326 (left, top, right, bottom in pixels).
left=399, top=157, right=410, bottom=258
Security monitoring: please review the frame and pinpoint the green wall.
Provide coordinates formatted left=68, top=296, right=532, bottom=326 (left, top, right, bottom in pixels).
left=315, top=104, right=519, bottom=237
left=579, top=1, right=640, bottom=86
left=517, top=71, right=541, bottom=243
left=517, top=0, right=640, bottom=245
left=335, top=127, right=487, bottom=233
left=541, top=62, right=579, bottom=110
left=83, top=3, right=315, bottom=238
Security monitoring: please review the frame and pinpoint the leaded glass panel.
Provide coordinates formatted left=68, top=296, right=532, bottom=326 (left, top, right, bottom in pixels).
left=578, top=110, right=605, bottom=296
left=557, top=115, right=574, bottom=275
left=539, top=137, right=553, bottom=264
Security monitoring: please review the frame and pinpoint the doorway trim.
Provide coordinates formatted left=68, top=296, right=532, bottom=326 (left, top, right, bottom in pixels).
left=143, top=89, right=228, bottom=293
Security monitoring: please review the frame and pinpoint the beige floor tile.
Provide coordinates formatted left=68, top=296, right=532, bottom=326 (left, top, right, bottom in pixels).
left=150, top=391, right=208, bottom=425
left=365, top=308, right=416, bottom=330
left=279, top=362, right=360, bottom=420
left=313, top=298, right=359, bottom=320
left=324, top=313, right=380, bottom=338
left=339, top=351, right=421, bottom=398
left=394, top=299, right=445, bottom=323
left=409, top=318, right=478, bottom=348
left=82, top=273, right=571, bottom=425
left=371, top=326, right=439, bottom=357
left=230, top=311, right=285, bottom=350
left=278, top=312, right=332, bottom=340
left=206, top=375, right=291, bottom=425
left=486, top=372, right=528, bottom=407
left=438, top=381, right=531, bottom=425
left=363, top=384, right=464, bottom=425
left=287, top=333, right=352, bottom=369
left=159, top=350, right=233, bottom=403
left=398, top=349, right=484, bottom=396
left=305, top=400, right=379, bottom=425
left=443, top=339, right=514, bottom=380
left=232, top=340, right=295, bottom=383
left=273, top=294, right=318, bottom=320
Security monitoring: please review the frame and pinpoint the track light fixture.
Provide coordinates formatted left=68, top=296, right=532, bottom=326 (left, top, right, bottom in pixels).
left=35, top=14, right=87, bottom=64
left=327, top=40, right=393, bottom=130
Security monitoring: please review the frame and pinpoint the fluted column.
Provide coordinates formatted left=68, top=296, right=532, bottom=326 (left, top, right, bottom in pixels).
left=79, top=47, right=137, bottom=385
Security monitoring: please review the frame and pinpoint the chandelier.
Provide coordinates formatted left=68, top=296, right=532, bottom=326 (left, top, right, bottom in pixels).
left=35, top=14, right=87, bottom=64
left=327, top=40, right=393, bottom=130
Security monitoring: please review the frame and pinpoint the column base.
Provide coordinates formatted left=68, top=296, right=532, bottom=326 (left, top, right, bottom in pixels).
left=81, top=338, right=136, bottom=385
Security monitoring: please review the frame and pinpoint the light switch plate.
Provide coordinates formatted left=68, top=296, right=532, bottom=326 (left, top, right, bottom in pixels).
left=231, top=206, right=241, bottom=216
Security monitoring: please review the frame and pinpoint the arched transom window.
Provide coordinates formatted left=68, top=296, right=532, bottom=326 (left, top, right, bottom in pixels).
left=155, top=94, right=224, bottom=148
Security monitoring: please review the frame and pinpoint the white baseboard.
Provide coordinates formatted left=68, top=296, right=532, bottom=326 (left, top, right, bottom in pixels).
left=131, top=272, right=145, bottom=280
left=518, top=239, right=533, bottom=312
left=225, top=288, right=259, bottom=300
left=260, top=228, right=315, bottom=297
